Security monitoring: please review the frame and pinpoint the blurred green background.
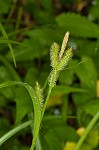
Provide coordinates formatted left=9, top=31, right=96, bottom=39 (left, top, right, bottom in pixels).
left=0, top=0, right=99, bottom=150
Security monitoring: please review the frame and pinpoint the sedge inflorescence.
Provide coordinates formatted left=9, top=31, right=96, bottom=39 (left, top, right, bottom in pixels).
left=49, top=32, right=73, bottom=89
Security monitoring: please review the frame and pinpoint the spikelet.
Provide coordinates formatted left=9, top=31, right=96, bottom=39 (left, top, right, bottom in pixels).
left=49, top=69, right=58, bottom=89
left=49, top=32, right=73, bottom=90
left=59, top=32, right=69, bottom=60
left=57, top=47, right=73, bottom=71
left=50, top=42, right=59, bottom=68
left=35, top=81, right=43, bottom=110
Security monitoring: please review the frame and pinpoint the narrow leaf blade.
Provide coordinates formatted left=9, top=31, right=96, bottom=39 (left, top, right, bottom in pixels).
left=0, top=81, right=42, bottom=149
left=0, top=23, right=16, bottom=67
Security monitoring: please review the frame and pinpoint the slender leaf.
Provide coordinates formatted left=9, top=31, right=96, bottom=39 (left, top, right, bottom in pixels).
left=51, top=85, right=87, bottom=96
left=0, top=23, right=16, bottom=67
left=15, top=86, right=33, bottom=123
left=0, top=120, right=33, bottom=145
left=0, top=81, right=42, bottom=149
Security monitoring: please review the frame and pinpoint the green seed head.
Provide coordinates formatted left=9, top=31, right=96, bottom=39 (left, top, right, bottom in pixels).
left=50, top=42, right=59, bottom=68
left=49, top=32, right=73, bottom=89
left=35, top=81, right=43, bottom=110
left=58, top=47, right=73, bottom=71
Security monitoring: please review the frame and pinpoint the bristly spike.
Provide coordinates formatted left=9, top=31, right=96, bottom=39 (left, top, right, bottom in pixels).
left=49, top=69, right=58, bottom=89
left=49, top=32, right=73, bottom=90
left=59, top=32, right=69, bottom=60
left=57, top=47, right=73, bottom=71
left=35, top=81, right=43, bottom=111
left=50, top=42, right=59, bottom=68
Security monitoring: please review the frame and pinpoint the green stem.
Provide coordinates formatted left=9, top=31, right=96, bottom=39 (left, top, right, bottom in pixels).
left=0, top=120, right=33, bottom=145
left=74, top=112, right=99, bottom=150
left=41, top=88, right=52, bottom=120
left=41, top=70, right=57, bottom=120
left=43, top=76, right=49, bottom=92
left=35, top=135, right=42, bottom=150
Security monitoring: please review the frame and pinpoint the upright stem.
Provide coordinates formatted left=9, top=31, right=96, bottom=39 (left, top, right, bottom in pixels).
left=41, top=69, right=57, bottom=120
left=41, top=88, right=52, bottom=120
left=74, top=112, right=99, bottom=150
left=35, top=135, right=42, bottom=150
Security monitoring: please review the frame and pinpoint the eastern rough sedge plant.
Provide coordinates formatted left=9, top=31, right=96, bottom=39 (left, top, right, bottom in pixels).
left=30, top=32, right=73, bottom=150
left=0, top=32, right=72, bottom=149
left=0, top=31, right=99, bottom=150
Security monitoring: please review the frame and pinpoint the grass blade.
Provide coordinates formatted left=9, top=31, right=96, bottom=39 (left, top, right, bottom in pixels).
left=0, top=81, right=42, bottom=149
left=0, top=120, right=33, bottom=145
left=0, top=23, right=16, bottom=67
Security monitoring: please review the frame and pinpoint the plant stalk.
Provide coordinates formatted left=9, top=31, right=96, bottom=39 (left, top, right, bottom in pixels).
left=74, top=112, right=99, bottom=150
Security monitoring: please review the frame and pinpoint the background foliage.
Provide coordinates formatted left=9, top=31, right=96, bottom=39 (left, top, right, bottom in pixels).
left=0, top=0, right=99, bottom=150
